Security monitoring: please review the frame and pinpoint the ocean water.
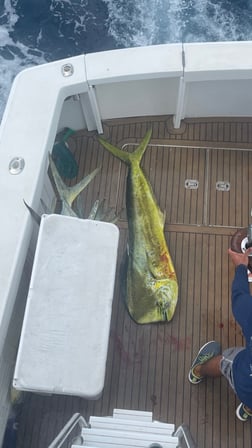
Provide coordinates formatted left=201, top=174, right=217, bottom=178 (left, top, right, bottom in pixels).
left=1, top=0, right=252, bottom=120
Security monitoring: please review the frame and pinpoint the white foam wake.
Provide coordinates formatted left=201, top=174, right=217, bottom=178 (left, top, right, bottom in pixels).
left=0, top=0, right=46, bottom=121
left=103, top=0, right=252, bottom=47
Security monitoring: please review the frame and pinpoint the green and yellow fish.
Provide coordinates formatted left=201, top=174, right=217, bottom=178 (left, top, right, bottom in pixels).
left=98, top=130, right=178, bottom=324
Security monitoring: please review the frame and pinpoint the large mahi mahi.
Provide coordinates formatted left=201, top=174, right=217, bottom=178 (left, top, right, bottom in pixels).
left=98, top=129, right=178, bottom=324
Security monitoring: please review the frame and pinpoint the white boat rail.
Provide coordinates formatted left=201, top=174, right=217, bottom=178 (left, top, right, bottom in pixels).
left=0, top=40, right=252, bottom=444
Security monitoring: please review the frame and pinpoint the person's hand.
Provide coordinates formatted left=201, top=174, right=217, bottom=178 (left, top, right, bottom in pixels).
left=228, top=247, right=252, bottom=267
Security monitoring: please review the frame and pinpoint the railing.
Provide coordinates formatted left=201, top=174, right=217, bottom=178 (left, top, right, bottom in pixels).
left=1, top=39, right=252, bottom=445
left=48, top=413, right=88, bottom=448
left=57, top=41, right=252, bottom=132
left=174, top=424, right=197, bottom=448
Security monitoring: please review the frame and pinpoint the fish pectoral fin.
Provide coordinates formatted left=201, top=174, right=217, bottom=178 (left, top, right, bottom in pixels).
left=145, top=253, right=162, bottom=279
left=160, top=209, right=166, bottom=227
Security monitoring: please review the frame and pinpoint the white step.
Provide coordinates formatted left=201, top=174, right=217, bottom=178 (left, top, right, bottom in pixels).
left=81, top=427, right=179, bottom=447
left=113, top=409, right=153, bottom=422
left=89, top=416, right=175, bottom=435
left=72, top=446, right=101, bottom=448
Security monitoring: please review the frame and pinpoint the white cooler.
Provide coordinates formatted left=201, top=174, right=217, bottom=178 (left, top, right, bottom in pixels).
left=13, top=214, right=119, bottom=399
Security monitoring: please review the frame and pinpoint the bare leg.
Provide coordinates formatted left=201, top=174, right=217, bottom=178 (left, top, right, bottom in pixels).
left=192, top=352, right=252, bottom=417
left=193, top=355, right=222, bottom=378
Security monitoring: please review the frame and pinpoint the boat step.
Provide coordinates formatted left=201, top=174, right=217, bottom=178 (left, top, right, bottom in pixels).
left=81, top=410, right=177, bottom=447
left=113, top=409, right=153, bottom=422
left=49, top=409, right=195, bottom=447
left=81, top=427, right=179, bottom=447
left=89, top=416, right=175, bottom=434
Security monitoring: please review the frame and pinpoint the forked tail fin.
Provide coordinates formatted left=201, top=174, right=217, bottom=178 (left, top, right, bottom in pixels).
left=98, top=129, right=152, bottom=165
left=49, top=153, right=100, bottom=207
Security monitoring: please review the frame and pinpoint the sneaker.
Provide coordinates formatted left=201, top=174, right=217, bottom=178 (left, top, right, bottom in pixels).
left=236, top=403, right=252, bottom=422
left=188, top=341, right=221, bottom=384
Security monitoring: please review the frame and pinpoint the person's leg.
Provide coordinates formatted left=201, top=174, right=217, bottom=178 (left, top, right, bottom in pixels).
left=188, top=340, right=221, bottom=384
left=236, top=403, right=252, bottom=421
left=211, top=347, right=252, bottom=422
left=215, top=347, right=252, bottom=419
left=189, top=344, right=252, bottom=421
left=193, top=354, right=222, bottom=378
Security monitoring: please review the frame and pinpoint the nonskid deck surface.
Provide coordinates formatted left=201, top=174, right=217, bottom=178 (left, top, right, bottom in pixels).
left=16, top=116, right=252, bottom=447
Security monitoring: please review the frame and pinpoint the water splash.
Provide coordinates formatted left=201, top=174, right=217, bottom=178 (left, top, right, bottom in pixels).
left=103, top=0, right=252, bottom=46
left=0, top=0, right=46, bottom=120
left=1, top=0, right=252, bottom=120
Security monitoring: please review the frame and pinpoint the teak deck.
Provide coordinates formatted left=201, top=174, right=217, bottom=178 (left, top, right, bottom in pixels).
left=16, top=116, right=252, bottom=447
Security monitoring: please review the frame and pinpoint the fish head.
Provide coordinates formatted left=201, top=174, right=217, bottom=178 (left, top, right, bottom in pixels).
left=155, top=279, right=178, bottom=321
left=154, top=278, right=178, bottom=321
left=127, top=271, right=178, bottom=324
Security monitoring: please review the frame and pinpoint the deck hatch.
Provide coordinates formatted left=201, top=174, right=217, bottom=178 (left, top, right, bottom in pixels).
left=216, top=181, right=230, bottom=191
left=185, top=179, right=199, bottom=189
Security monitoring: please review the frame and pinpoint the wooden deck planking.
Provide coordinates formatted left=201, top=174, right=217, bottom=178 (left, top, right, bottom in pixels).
left=15, top=116, right=252, bottom=448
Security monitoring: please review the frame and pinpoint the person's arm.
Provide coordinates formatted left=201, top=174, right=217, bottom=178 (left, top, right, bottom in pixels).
left=228, top=248, right=252, bottom=333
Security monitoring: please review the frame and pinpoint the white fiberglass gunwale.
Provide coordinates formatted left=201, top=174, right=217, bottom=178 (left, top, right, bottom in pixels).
left=0, top=43, right=252, bottom=430
left=1, top=40, right=252, bottom=352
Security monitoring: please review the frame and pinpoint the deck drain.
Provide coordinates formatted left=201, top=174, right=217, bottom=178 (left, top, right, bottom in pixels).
left=185, top=179, right=199, bottom=189
left=216, top=181, right=230, bottom=191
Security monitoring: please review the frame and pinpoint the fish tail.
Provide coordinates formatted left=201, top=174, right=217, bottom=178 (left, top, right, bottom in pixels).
left=66, top=167, right=101, bottom=204
left=133, top=129, right=152, bottom=164
left=98, top=129, right=152, bottom=165
left=49, top=152, right=100, bottom=206
left=98, top=136, right=131, bottom=164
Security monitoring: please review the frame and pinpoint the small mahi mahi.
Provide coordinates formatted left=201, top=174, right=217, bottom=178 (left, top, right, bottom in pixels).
left=98, top=129, right=178, bottom=324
